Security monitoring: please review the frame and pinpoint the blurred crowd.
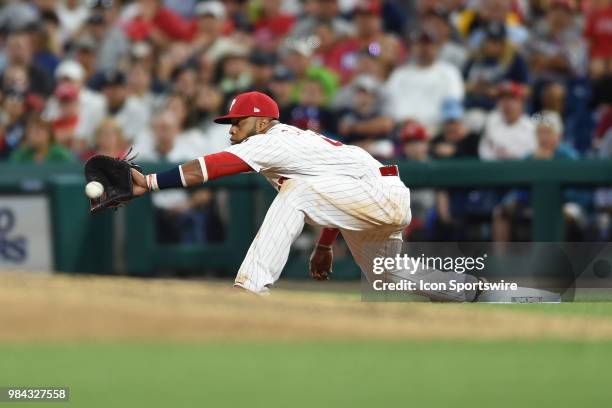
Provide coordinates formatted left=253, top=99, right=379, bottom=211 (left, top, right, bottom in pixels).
left=0, top=0, right=612, bottom=242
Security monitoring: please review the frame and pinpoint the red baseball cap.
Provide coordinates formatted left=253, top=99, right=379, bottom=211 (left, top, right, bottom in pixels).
left=214, top=91, right=280, bottom=124
left=497, top=81, right=528, bottom=99
left=400, top=121, right=428, bottom=143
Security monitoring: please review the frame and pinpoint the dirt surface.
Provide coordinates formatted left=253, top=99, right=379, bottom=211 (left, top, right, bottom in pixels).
left=2, top=271, right=612, bottom=342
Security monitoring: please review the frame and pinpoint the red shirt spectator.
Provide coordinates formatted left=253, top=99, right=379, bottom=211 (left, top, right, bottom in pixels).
left=584, top=1, right=612, bottom=59
left=124, top=3, right=196, bottom=42
left=324, top=0, right=406, bottom=83
left=253, top=0, right=296, bottom=49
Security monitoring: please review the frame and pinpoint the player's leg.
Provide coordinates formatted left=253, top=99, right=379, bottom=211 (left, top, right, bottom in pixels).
left=341, top=229, right=481, bottom=302
left=298, top=175, right=412, bottom=231
left=233, top=180, right=307, bottom=293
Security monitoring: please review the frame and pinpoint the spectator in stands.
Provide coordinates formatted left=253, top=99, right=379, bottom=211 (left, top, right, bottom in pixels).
left=138, top=110, right=222, bottom=244
left=324, top=0, right=405, bottom=83
left=398, top=121, right=434, bottom=240
left=584, top=0, right=612, bottom=79
left=1, top=64, right=29, bottom=92
left=252, top=0, right=296, bottom=50
left=311, top=20, right=340, bottom=69
left=421, top=7, right=468, bottom=70
left=284, top=77, right=335, bottom=135
left=51, top=82, right=80, bottom=149
left=99, top=70, right=151, bottom=143
left=45, top=60, right=105, bottom=149
left=528, top=0, right=587, bottom=83
left=154, top=42, right=194, bottom=89
left=0, top=87, right=27, bottom=159
left=431, top=99, right=480, bottom=159
left=248, top=50, right=276, bottom=95
left=83, top=4, right=129, bottom=74
left=463, top=22, right=529, bottom=114
left=190, top=84, right=230, bottom=153
left=56, top=0, right=90, bottom=45
left=290, top=0, right=354, bottom=40
left=270, top=66, right=296, bottom=121
left=4, top=28, right=54, bottom=97
left=122, top=0, right=196, bottom=45
left=31, top=11, right=62, bottom=77
left=528, top=0, right=587, bottom=142
left=127, top=62, right=156, bottom=120
left=335, top=74, right=394, bottom=157
left=0, top=1, right=38, bottom=34
left=384, top=27, right=464, bottom=135
left=80, top=117, right=128, bottom=162
left=171, top=63, right=199, bottom=102
left=430, top=99, right=483, bottom=241
left=10, top=115, right=73, bottom=163
left=72, top=35, right=98, bottom=83
left=457, top=0, right=529, bottom=51
left=283, top=40, right=339, bottom=105
left=216, top=49, right=252, bottom=99
left=400, top=120, right=430, bottom=161
left=530, top=111, right=578, bottom=160
left=492, top=111, right=585, bottom=241
left=348, top=49, right=387, bottom=83
left=191, top=0, right=241, bottom=64
left=479, top=81, right=536, bottom=160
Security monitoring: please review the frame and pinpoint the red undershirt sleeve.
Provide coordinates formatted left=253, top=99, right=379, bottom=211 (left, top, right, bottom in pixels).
left=203, top=152, right=253, bottom=180
left=318, top=228, right=339, bottom=247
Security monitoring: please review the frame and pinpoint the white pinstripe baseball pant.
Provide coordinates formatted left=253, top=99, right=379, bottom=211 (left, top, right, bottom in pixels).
left=234, top=175, right=478, bottom=301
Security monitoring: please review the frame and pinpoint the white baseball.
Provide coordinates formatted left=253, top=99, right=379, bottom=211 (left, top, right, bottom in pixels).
left=85, top=181, right=104, bottom=199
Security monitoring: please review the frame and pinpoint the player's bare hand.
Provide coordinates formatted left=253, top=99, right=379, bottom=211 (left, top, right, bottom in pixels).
left=309, top=244, right=333, bottom=281
left=131, top=168, right=148, bottom=197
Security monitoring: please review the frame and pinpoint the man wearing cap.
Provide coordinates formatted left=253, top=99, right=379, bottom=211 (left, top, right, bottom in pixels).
left=325, top=0, right=405, bottom=84
left=192, top=0, right=239, bottom=63
left=43, top=60, right=105, bottom=149
left=0, top=87, right=28, bottom=159
left=384, top=27, right=464, bottom=135
left=431, top=99, right=479, bottom=159
left=51, top=82, right=81, bottom=147
left=463, top=22, right=529, bottom=112
left=335, top=74, right=394, bottom=157
left=4, top=28, right=54, bottom=96
left=99, top=70, right=150, bottom=143
left=282, top=39, right=338, bottom=105
left=479, top=81, right=536, bottom=160
left=129, top=91, right=483, bottom=301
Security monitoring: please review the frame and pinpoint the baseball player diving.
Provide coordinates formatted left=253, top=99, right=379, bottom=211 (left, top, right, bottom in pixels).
left=127, top=91, right=485, bottom=301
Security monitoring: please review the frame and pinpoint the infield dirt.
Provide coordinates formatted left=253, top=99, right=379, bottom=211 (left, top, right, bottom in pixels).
left=1, top=271, right=612, bottom=342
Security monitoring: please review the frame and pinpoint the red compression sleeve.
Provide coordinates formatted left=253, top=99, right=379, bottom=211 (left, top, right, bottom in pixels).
left=318, top=228, right=339, bottom=247
left=203, top=152, right=253, bottom=180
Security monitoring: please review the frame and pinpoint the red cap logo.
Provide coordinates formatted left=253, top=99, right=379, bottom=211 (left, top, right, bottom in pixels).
left=214, top=91, right=280, bottom=124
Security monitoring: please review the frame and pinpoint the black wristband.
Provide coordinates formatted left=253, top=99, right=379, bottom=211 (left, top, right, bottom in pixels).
left=156, top=166, right=185, bottom=190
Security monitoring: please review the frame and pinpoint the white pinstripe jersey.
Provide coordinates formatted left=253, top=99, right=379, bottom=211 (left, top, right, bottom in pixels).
left=224, top=124, right=384, bottom=188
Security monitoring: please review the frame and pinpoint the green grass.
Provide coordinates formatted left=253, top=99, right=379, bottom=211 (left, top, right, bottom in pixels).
left=481, top=301, right=612, bottom=317
left=2, top=341, right=612, bottom=408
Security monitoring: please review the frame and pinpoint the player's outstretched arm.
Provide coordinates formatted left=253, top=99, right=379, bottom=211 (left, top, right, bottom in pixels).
left=132, top=152, right=252, bottom=196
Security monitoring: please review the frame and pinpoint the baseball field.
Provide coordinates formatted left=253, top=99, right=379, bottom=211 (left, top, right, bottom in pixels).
left=1, top=271, right=612, bottom=407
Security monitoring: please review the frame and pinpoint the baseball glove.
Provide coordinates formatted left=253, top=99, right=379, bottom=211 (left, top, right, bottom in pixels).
left=84, top=149, right=142, bottom=214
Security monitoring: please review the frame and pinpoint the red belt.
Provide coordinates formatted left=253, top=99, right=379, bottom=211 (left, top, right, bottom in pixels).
left=278, top=165, right=398, bottom=186
left=379, top=165, right=399, bottom=177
